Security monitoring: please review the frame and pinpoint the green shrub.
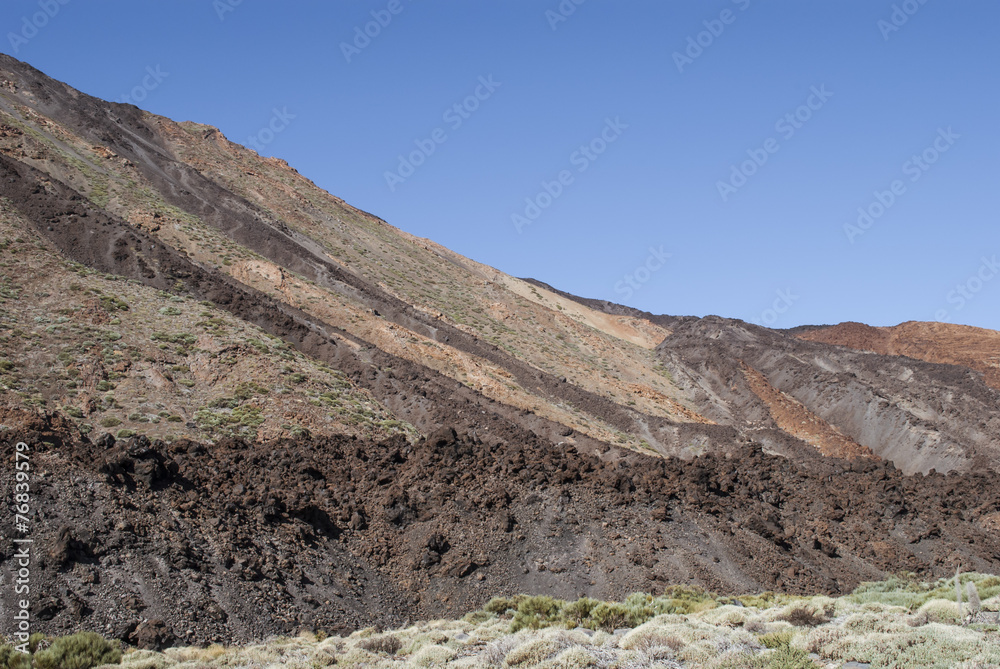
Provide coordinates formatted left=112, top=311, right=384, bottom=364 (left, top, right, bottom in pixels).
left=234, top=382, right=268, bottom=399
left=99, top=295, right=129, bottom=312
left=116, top=429, right=136, bottom=439
left=33, top=632, right=121, bottom=669
left=63, top=406, right=84, bottom=418
left=151, top=333, right=196, bottom=346
left=724, top=646, right=819, bottom=669
left=589, top=601, right=631, bottom=631
left=759, top=630, right=794, bottom=649
left=288, top=424, right=310, bottom=438
left=484, top=597, right=516, bottom=615
left=511, top=596, right=562, bottom=631
left=208, top=397, right=239, bottom=409
left=96, top=381, right=115, bottom=392
left=622, top=592, right=657, bottom=624
left=27, top=634, right=45, bottom=654
left=233, top=406, right=265, bottom=428
left=462, top=610, right=493, bottom=625
left=655, top=585, right=719, bottom=615
left=246, top=338, right=270, bottom=354
left=848, top=575, right=932, bottom=610
left=0, top=644, right=31, bottom=669
left=739, top=592, right=792, bottom=609
left=562, top=597, right=600, bottom=627
left=99, top=417, right=121, bottom=428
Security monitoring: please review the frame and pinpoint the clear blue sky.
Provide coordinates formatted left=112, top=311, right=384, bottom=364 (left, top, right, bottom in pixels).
left=3, top=1, right=998, bottom=330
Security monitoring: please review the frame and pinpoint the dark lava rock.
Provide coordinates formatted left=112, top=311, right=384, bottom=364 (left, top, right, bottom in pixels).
left=130, top=619, right=177, bottom=651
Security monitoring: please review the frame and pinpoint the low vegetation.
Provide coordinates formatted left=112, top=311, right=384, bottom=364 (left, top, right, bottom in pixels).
left=0, top=206, right=416, bottom=445
left=0, top=632, right=121, bottom=669
left=4, top=574, right=997, bottom=668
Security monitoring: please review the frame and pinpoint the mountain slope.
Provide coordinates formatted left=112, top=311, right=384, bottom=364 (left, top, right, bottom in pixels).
left=2, top=54, right=998, bottom=474
left=5, top=408, right=1000, bottom=645
left=796, top=320, right=1000, bottom=391
left=0, top=55, right=998, bottom=645
left=655, top=317, right=999, bottom=475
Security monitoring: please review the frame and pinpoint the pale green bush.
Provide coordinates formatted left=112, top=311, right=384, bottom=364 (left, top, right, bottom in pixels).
left=504, top=638, right=562, bottom=667
left=697, top=605, right=751, bottom=628
left=535, top=645, right=598, bottom=669
left=411, top=644, right=455, bottom=667
left=918, top=599, right=962, bottom=624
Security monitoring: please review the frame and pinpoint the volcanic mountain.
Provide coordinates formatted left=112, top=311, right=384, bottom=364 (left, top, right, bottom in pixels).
left=0, top=54, right=997, bottom=645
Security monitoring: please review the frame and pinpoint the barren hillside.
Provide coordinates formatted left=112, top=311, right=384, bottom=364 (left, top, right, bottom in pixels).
left=797, top=320, right=1000, bottom=391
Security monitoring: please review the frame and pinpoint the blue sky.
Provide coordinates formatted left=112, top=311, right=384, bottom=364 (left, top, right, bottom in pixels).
left=3, top=1, right=998, bottom=330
